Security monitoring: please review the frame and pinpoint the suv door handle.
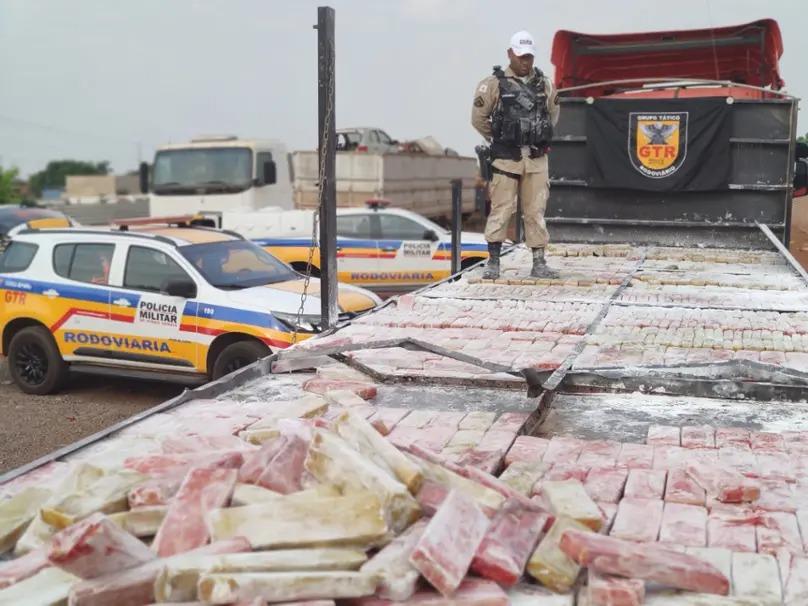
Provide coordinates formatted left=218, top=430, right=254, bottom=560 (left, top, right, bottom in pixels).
left=381, top=246, right=398, bottom=252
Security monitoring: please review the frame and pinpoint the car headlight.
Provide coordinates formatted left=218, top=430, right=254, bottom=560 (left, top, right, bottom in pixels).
left=273, top=311, right=322, bottom=333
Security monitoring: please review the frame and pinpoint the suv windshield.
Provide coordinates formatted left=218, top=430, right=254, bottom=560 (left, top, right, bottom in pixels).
left=179, top=240, right=297, bottom=289
left=152, top=147, right=252, bottom=194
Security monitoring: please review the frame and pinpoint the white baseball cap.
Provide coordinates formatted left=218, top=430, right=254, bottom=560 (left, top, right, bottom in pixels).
left=510, top=31, right=536, bottom=57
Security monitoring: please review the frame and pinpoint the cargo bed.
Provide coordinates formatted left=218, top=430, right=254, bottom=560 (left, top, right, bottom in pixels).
left=4, top=233, right=808, bottom=603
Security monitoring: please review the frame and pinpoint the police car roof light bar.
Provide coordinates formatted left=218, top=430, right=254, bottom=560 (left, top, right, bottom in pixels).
left=365, top=198, right=392, bottom=210
left=112, top=215, right=199, bottom=231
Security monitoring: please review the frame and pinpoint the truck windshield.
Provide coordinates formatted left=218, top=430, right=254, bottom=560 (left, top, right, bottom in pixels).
left=152, top=147, right=253, bottom=194
left=180, top=240, right=297, bottom=289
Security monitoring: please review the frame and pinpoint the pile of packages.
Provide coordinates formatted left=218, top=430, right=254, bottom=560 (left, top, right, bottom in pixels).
left=3, top=362, right=805, bottom=605
left=576, top=303, right=808, bottom=372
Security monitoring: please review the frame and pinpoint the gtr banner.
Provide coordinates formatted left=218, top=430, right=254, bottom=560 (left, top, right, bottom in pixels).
left=586, top=98, right=731, bottom=191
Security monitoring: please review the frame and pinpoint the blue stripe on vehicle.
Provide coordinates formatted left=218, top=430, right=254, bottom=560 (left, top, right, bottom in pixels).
left=0, top=275, right=289, bottom=333
left=0, top=276, right=121, bottom=305
left=435, top=242, right=489, bottom=252
left=182, top=301, right=287, bottom=332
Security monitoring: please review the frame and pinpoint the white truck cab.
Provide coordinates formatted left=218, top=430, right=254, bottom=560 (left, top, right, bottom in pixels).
left=142, top=136, right=294, bottom=218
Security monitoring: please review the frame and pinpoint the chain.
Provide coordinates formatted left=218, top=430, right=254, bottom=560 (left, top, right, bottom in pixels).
left=292, top=39, right=335, bottom=345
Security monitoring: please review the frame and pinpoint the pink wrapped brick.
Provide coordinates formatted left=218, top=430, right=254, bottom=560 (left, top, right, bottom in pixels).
left=544, top=464, right=590, bottom=482
left=124, top=451, right=243, bottom=477
left=659, top=503, right=707, bottom=547
left=617, top=443, right=653, bottom=470
left=647, top=425, right=680, bottom=446
left=161, top=434, right=253, bottom=453
left=756, top=481, right=796, bottom=513
left=67, top=537, right=251, bottom=606
left=715, top=427, right=751, bottom=448
left=610, top=497, right=663, bottom=543
left=151, top=467, right=237, bottom=557
left=748, top=452, right=796, bottom=484
left=794, top=482, right=808, bottom=508
left=0, top=548, right=50, bottom=589
left=717, top=446, right=756, bottom=474
left=397, top=411, right=438, bottom=429
left=681, top=426, right=716, bottom=449
left=367, top=407, right=410, bottom=435
left=415, top=425, right=458, bottom=453
left=688, top=448, right=718, bottom=466
left=597, top=501, right=619, bottom=533
left=301, top=378, right=377, bottom=400
left=479, top=430, right=518, bottom=454
left=584, top=468, right=628, bottom=504
left=708, top=504, right=761, bottom=522
left=652, top=445, right=689, bottom=470
left=785, top=556, right=808, bottom=605
left=427, top=411, right=467, bottom=429
left=387, top=426, right=425, bottom=451
left=462, top=466, right=539, bottom=512
left=504, top=436, right=550, bottom=466
left=578, top=451, right=618, bottom=470
left=351, top=578, right=508, bottom=606
left=751, top=431, right=787, bottom=452
left=238, top=437, right=283, bottom=484
left=409, top=490, right=491, bottom=597
left=48, top=513, right=155, bottom=579
left=542, top=436, right=585, bottom=465
left=588, top=569, right=645, bottom=606
left=489, top=412, right=530, bottom=434
left=416, top=480, right=449, bottom=517
left=707, top=517, right=757, bottom=552
left=256, top=434, right=308, bottom=494
left=685, top=461, right=760, bottom=503
left=560, top=530, right=730, bottom=595
left=757, top=511, right=803, bottom=555
left=455, top=449, right=504, bottom=475
left=625, top=469, right=667, bottom=500
left=128, top=474, right=183, bottom=508
left=578, top=440, right=621, bottom=466
left=470, top=499, right=547, bottom=587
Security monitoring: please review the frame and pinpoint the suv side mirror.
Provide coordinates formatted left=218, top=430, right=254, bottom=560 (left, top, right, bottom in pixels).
left=139, top=162, right=149, bottom=194
left=163, top=278, right=197, bottom=299
left=424, top=229, right=440, bottom=242
left=263, top=160, right=277, bottom=185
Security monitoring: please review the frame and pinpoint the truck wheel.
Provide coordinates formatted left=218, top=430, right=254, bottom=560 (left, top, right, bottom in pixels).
left=8, top=326, right=69, bottom=395
left=211, top=340, right=270, bottom=380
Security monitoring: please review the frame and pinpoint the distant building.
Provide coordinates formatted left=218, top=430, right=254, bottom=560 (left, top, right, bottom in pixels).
left=40, top=188, right=64, bottom=201
left=64, top=174, right=142, bottom=205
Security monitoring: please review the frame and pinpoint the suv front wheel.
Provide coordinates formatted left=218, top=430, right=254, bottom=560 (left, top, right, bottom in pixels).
left=8, top=326, right=69, bottom=395
left=211, top=340, right=270, bottom=380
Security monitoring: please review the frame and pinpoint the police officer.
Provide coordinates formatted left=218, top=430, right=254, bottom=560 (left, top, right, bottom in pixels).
left=471, top=31, right=560, bottom=279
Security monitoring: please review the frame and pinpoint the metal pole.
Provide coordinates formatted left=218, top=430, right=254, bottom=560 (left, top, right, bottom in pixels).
left=515, top=191, right=524, bottom=243
left=316, top=6, right=337, bottom=329
left=451, top=179, right=462, bottom=275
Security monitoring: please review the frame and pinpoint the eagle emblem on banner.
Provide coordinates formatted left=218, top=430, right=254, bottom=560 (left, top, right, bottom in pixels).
left=628, top=112, right=689, bottom=178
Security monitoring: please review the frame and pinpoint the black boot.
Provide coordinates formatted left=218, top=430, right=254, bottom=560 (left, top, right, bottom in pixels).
left=482, top=242, right=501, bottom=280
left=530, top=247, right=559, bottom=279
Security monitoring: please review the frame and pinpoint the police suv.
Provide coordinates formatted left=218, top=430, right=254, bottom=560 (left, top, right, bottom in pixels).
left=0, top=223, right=380, bottom=394
left=257, top=202, right=490, bottom=293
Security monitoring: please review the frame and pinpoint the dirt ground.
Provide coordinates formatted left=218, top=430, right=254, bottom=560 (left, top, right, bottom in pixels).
left=0, top=360, right=182, bottom=475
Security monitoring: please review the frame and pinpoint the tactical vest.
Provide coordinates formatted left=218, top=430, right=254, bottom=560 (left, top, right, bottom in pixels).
left=491, top=66, right=553, bottom=161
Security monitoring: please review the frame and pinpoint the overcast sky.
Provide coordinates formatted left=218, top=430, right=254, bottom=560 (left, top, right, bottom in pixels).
left=0, top=0, right=805, bottom=176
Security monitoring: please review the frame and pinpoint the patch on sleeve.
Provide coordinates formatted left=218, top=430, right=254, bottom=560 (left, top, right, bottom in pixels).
left=478, top=83, right=488, bottom=93
left=474, top=96, right=485, bottom=108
